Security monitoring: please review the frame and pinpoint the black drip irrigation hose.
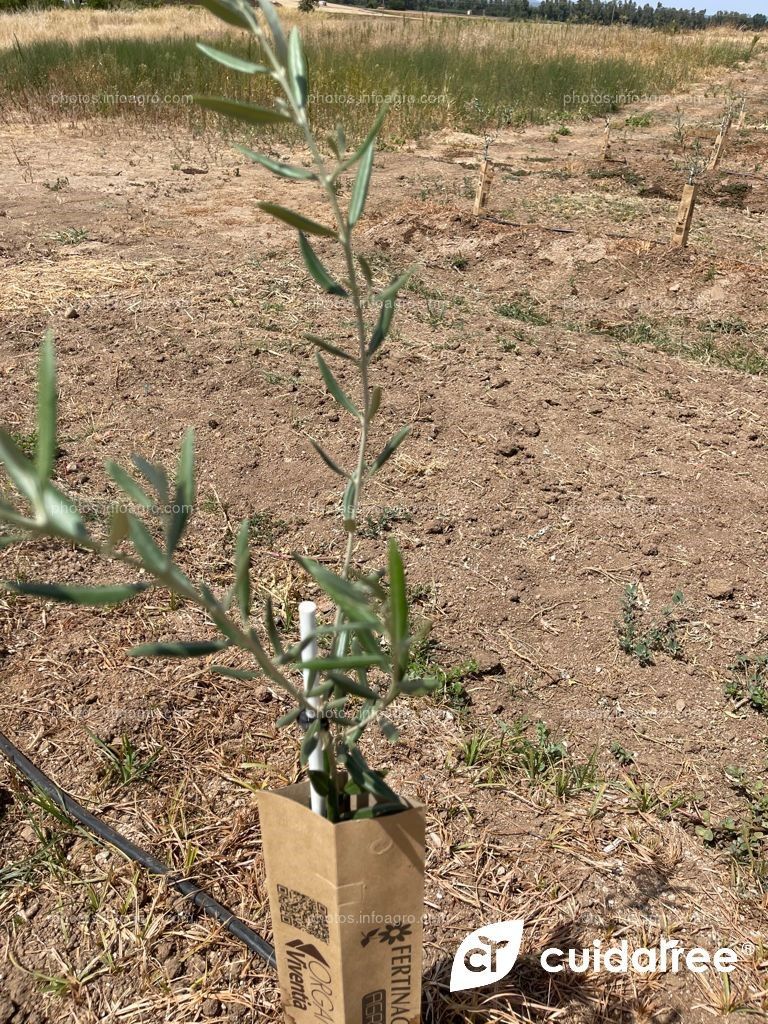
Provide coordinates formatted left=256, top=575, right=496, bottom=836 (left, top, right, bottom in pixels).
left=0, top=729, right=276, bottom=970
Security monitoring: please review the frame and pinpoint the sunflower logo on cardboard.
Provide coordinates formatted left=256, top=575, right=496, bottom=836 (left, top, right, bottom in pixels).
left=360, top=923, right=413, bottom=948
left=450, top=921, right=525, bottom=992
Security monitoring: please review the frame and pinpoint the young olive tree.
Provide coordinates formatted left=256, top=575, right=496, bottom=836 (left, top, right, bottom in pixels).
left=0, top=0, right=437, bottom=822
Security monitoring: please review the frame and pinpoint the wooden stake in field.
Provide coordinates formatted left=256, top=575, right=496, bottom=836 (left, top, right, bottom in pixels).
left=736, top=98, right=746, bottom=130
left=600, top=117, right=612, bottom=161
left=473, top=158, right=494, bottom=216
left=707, top=111, right=732, bottom=171
left=672, top=181, right=699, bottom=247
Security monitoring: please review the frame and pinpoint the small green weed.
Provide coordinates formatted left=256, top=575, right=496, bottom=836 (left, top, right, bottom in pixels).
left=25, top=787, right=81, bottom=833
left=608, top=320, right=672, bottom=349
left=693, top=338, right=768, bottom=376
left=587, top=166, right=644, bottom=188
left=499, top=326, right=528, bottom=353
left=618, top=775, right=690, bottom=816
left=8, top=431, right=37, bottom=459
left=672, top=106, right=686, bottom=146
left=696, top=767, right=768, bottom=884
left=53, top=228, right=88, bottom=245
left=20, top=954, right=107, bottom=1000
left=200, top=493, right=222, bottom=515
left=449, top=253, right=469, bottom=271
left=495, top=294, right=549, bottom=326
left=700, top=316, right=748, bottom=335
left=359, top=507, right=413, bottom=539
left=460, top=729, right=495, bottom=768
left=625, top=113, right=652, bottom=128
left=409, top=635, right=475, bottom=709
left=610, top=740, right=636, bottom=766
left=609, top=319, right=768, bottom=376
left=725, top=653, right=768, bottom=713
left=261, top=370, right=289, bottom=386
left=0, top=827, right=69, bottom=890
left=43, top=177, right=69, bottom=192
left=0, top=786, right=83, bottom=894
left=617, top=584, right=685, bottom=666
left=407, top=581, right=435, bottom=605
left=89, top=733, right=161, bottom=786
left=718, top=181, right=752, bottom=208
left=423, top=298, right=449, bottom=329
left=248, top=510, right=289, bottom=547
left=407, top=278, right=444, bottom=301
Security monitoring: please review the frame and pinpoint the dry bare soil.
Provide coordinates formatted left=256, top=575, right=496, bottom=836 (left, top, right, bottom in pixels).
left=1, top=40, right=768, bottom=1024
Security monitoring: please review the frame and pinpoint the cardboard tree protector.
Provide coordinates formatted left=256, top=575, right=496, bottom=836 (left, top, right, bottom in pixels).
left=259, top=785, right=425, bottom=1024
left=260, top=604, right=427, bottom=1024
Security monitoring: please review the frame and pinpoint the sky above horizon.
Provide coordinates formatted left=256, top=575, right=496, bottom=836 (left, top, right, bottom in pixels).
left=703, top=0, right=767, bottom=12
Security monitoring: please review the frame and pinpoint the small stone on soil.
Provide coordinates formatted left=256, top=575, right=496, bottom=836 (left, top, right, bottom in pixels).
left=706, top=578, right=735, bottom=600
left=474, top=653, right=504, bottom=676
left=165, top=957, right=183, bottom=980
left=425, top=519, right=445, bottom=534
left=496, top=439, right=523, bottom=457
left=0, top=995, right=18, bottom=1024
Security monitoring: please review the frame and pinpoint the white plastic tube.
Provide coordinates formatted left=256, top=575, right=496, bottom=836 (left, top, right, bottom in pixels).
left=299, top=600, right=326, bottom=817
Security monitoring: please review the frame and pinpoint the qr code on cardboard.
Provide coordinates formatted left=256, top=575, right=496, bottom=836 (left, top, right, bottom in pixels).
left=277, top=884, right=330, bottom=943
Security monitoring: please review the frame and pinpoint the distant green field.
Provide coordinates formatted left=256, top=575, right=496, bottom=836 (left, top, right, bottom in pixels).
left=0, top=13, right=754, bottom=142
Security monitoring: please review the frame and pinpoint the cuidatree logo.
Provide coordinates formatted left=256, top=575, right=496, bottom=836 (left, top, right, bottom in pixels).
left=450, top=921, right=741, bottom=992
left=450, top=921, right=524, bottom=992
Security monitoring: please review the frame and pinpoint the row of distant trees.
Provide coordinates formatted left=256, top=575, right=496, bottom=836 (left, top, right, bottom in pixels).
left=0, top=0, right=762, bottom=29
left=346, top=0, right=767, bottom=30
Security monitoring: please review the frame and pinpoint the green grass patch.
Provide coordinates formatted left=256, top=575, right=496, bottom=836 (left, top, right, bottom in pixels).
left=359, top=507, right=413, bottom=539
left=8, top=430, right=37, bottom=458
left=409, top=635, right=477, bottom=709
left=0, top=19, right=753, bottom=141
left=587, top=165, right=644, bottom=188
left=606, top=319, right=768, bottom=375
left=248, top=510, right=290, bottom=547
left=495, top=294, right=549, bottom=326
left=459, top=720, right=600, bottom=801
